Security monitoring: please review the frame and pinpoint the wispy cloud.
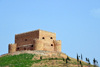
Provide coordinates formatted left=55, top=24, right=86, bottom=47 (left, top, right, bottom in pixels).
left=90, top=8, right=100, bottom=18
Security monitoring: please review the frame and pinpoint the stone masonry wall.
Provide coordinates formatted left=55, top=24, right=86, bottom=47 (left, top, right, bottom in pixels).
left=8, top=29, right=61, bottom=53
left=39, top=30, right=56, bottom=51
left=15, top=30, right=39, bottom=47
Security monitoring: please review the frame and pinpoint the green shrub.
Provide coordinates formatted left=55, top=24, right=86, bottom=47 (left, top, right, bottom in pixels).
left=40, top=56, right=42, bottom=60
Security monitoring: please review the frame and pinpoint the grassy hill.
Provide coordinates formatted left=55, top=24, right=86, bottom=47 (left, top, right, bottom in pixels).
left=0, top=52, right=95, bottom=67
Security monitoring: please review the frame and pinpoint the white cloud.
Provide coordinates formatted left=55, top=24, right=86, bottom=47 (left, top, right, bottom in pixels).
left=90, top=8, right=100, bottom=18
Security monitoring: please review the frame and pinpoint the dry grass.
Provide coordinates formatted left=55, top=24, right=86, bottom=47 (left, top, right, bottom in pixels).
left=0, top=51, right=95, bottom=67
left=31, top=57, right=94, bottom=67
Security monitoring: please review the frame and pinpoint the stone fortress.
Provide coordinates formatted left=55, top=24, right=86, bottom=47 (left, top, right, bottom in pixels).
left=8, top=29, right=61, bottom=53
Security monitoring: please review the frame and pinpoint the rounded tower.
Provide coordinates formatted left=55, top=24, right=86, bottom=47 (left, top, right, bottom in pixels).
left=53, top=40, right=61, bottom=52
left=8, top=44, right=17, bottom=53
left=33, top=39, right=44, bottom=50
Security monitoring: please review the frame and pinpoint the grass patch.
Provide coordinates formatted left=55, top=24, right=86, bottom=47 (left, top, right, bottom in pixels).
left=0, top=54, right=95, bottom=67
left=0, top=53, right=41, bottom=67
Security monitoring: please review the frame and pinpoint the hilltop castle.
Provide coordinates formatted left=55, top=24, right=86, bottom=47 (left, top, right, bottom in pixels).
left=8, top=29, right=61, bottom=53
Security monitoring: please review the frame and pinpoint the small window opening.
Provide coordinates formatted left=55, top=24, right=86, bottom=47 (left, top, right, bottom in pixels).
left=50, top=37, right=53, bottom=39
left=24, top=48, right=26, bottom=50
left=42, top=37, right=45, bottom=39
left=17, top=47, right=19, bottom=50
left=31, top=45, right=33, bottom=47
left=25, top=39, right=27, bottom=41
left=51, top=44, right=53, bottom=46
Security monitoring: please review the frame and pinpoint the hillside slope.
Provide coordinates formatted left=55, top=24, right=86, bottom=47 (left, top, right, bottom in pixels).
left=0, top=50, right=94, bottom=67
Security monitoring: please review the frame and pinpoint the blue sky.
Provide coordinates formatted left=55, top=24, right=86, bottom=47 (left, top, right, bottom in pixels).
left=0, top=0, right=100, bottom=65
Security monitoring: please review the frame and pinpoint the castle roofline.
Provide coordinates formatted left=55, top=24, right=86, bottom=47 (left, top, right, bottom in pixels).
left=15, top=29, right=56, bottom=36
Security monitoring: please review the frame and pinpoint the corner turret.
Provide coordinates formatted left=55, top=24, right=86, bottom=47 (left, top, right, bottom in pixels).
left=8, top=44, right=17, bottom=53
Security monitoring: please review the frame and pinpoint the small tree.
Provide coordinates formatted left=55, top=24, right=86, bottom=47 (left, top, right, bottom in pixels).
left=86, top=58, right=91, bottom=67
left=63, top=58, right=65, bottom=61
left=81, top=54, right=83, bottom=60
left=77, top=54, right=79, bottom=67
left=66, top=56, right=71, bottom=67
left=66, top=58, right=68, bottom=63
left=87, top=58, right=90, bottom=67
left=93, top=58, right=96, bottom=67
left=80, top=61, right=82, bottom=64
left=67, top=56, right=70, bottom=61
left=86, top=58, right=88, bottom=61
left=80, top=61, right=83, bottom=67
left=40, top=56, right=42, bottom=60
left=66, top=57, right=68, bottom=67
left=77, top=54, right=79, bottom=62
left=93, top=58, right=98, bottom=67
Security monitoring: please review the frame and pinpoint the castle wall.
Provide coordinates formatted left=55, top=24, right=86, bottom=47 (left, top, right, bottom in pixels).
left=16, top=44, right=33, bottom=51
left=39, top=30, right=56, bottom=51
left=39, top=30, right=56, bottom=40
left=43, top=40, right=54, bottom=51
left=8, top=44, right=17, bottom=53
left=15, top=30, right=39, bottom=47
left=33, top=39, right=44, bottom=50
left=9, top=29, right=62, bottom=53
left=33, top=39, right=55, bottom=51
left=53, top=40, right=61, bottom=52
